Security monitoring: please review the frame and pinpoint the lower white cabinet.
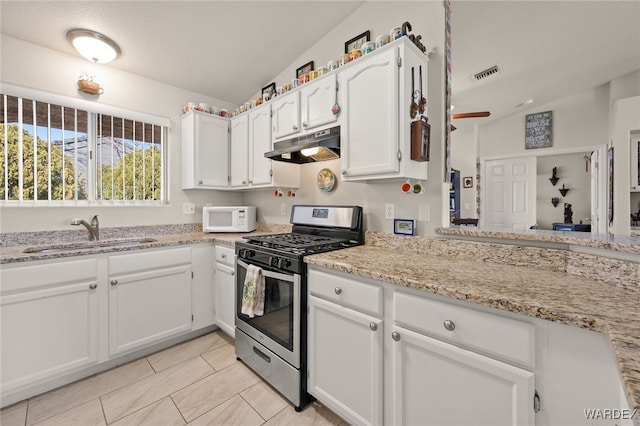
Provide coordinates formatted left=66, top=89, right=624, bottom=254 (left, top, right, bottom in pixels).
left=191, top=244, right=216, bottom=330
left=390, top=325, right=534, bottom=426
left=308, top=295, right=383, bottom=426
left=0, top=259, right=99, bottom=400
left=108, top=247, right=193, bottom=356
left=214, top=244, right=236, bottom=337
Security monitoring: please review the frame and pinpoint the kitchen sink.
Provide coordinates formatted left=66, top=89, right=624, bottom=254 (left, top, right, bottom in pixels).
left=23, top=238, right=157, bottom=253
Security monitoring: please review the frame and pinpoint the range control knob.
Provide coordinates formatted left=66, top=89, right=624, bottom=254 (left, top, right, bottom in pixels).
left=278, top=258, right=291, bottom=269
left=270, top=256, right=279, bottom=267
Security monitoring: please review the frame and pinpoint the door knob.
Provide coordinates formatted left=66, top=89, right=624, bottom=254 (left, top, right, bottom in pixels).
left=392, top=332, right=401, bottom=341
left=89, top=283, right=97, bottom=289
left=369, top=322, right=378, bottom=331
left=110, top=279, right=118, bottom=286
left=334, top=287, right=342, bottom=295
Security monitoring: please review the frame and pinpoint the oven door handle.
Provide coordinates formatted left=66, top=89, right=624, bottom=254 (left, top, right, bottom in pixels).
left=236, top=259, right=295, bottom=282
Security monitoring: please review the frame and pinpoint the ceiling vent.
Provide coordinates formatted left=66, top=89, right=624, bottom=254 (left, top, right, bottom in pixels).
left=471, top=65, right=502, bottom=83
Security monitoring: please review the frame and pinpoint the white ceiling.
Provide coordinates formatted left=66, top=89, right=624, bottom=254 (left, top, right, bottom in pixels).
left=1, top=1, right=639, bottom=127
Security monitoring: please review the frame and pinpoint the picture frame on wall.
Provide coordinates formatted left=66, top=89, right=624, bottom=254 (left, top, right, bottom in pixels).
left=344, top=30, right=370, bottom=53
left=261, top=82, right=276, bottom=101
left=393, top=219, right=416, bottom=236
left=463, top=176, right=473, bottom=188
left=296, top=61, right=314, bottom=78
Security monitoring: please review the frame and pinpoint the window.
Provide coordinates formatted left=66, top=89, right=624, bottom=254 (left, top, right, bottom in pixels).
left=1, top=93, right=166, bottom=204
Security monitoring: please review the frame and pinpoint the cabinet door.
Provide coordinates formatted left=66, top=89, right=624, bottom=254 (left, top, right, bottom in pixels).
left=194, top=113, right=229, bottom=188
left=249, top=105, right=273, bottom=186
left=272, top=91, right=300, bottom=140
left=301, top=74, right=338, bottom=131
left=0, top=259, right=99, bottom=394
left=214, top=263, right=236, bottom=337
left=191, top=244, right=215, bottom=330
left=391, top=326, right=534, bottom=426
left=308, top=295, right=383, bottom=426
left=340, top=47, right=399, bottom=178
left=230, top=114, right=249, bottom=187
left=108, top=265, right=192, bottom=356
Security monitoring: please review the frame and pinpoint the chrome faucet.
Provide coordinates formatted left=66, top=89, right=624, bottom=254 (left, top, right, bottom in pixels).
left=71, top=215, right=99, bottom=241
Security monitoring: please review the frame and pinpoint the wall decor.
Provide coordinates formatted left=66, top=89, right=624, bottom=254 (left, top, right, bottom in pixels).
left=551, top=197, right=560, bottom=207
left=261, top=82, right=276, bottom=101
left=549, top=166, right=559, bottom=185
left=344, top=30, right=370, bottom=54
left=317, top=168, right=336, bottom=192
left=559, top=183, right=570, bottom=197
left=296, top=61, right=314, bottom=78
left=525, top=110, right=553, bottom=149
left=463, top=176, right=473, bottom=188
left=393, top=219, right=416, bottom=236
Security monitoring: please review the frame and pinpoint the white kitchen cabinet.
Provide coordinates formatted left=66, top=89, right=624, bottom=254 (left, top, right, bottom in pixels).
left=631, top=134, right=640, bottom=191
left=390, top=325, right=534, bottom=426
left=230, top=105, right=299, bottom=189
left=339, top=38, right=428, bottom=182
left=108, top=247, right=192, bottom=356
left=214, top=244, right=235, bottom=337
left=0, top=258, right=99, bottom=399
left=272, top=91, right=300, bottom=140
left=307, top=269, right=383, bottom=426
left=181, top=110, right=229, bottom=189
left=191, top=244, right=216, bottom=330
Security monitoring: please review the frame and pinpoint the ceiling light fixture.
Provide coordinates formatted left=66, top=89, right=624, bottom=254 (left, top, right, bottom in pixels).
left=66, top=29, right=121, bottom=64
left=515, top=98, right=534, bottom=108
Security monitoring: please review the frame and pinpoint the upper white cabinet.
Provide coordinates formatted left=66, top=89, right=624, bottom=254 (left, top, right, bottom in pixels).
left=340, top=39, right=428, bottom=182
left=272, top=74, right=339, bottom=142
left=181, top=110, right=229, bottom=189
left=230, top=105, right=299, bottom=190
left=272, top=91, right=301, bottom=140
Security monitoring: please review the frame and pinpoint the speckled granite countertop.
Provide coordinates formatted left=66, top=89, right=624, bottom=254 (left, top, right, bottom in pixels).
left=305, top=245, right=640, bottom=417
left=436, top=226, right=640, bottom=255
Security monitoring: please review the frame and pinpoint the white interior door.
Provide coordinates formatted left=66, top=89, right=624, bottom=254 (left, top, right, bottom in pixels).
left=482, top=157, right=536, bottom=230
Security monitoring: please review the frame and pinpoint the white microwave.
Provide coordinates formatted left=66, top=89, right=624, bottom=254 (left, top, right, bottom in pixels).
left=202, top=206, right=256, bottom=233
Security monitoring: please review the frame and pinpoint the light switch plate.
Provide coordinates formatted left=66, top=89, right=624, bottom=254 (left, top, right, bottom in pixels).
left=183, top=202, right=195, bottom=215
left=418, top=204, right=430, bottom=222
left=280, top=203, right=287, bottom=216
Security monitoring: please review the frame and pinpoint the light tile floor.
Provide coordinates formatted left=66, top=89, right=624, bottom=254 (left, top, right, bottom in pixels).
left=0, top=331, right=348, bottom=426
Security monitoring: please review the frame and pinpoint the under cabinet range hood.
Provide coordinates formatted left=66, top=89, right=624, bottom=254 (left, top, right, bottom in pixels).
left=265, top=126, right=340, bottom=164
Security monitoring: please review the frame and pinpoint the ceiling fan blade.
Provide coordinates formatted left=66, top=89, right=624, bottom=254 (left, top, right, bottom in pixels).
left=452, top=111, right=491, bottom=119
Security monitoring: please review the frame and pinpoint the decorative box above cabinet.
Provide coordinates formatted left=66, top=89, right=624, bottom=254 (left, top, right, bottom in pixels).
left=340, top=38, right=428, bottom=182
left=181, top=111, right=229, bottom=189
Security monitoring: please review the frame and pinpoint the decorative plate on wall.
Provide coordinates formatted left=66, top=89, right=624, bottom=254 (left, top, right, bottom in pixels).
left=317, top=168, right=336, bottom=192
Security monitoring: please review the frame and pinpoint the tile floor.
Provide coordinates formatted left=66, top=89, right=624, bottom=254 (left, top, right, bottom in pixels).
left=0, top=331, right=348, bottom=426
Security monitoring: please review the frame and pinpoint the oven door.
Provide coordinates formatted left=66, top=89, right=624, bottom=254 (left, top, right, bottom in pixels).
left=235, top=258, right=300, bottom=368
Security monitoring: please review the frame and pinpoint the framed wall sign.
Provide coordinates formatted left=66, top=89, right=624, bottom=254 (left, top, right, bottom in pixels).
left=525, top=111, right=553, bottom=149
left=393, top=219, right=416, bottom=236
left=344, top=30, right=370, bottom=53
left=296, top=61, right=314, bottom=78
left=463, top=176, right=473, bottom=188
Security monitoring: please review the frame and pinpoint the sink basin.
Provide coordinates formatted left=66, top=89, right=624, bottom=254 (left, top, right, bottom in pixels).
left=23, top=238, right=157, bottom=253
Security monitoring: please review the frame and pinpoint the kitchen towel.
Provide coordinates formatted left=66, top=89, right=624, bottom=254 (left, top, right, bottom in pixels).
left=241, top=264, right=265, bottom=318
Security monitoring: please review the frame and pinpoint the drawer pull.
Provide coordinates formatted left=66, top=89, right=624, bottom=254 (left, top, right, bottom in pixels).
left=110, top=279, right=118, bottom=286
left=89, top=283, right=97, bottom=290
left=443, top=320, right=456, bottom=331
left=221, top=254, right=227, bottom=259
left=369, top=322, right=378, bottom=331
left=334, top=287, right=342, bottom=295
left=392, top=331, right=401, bottom=341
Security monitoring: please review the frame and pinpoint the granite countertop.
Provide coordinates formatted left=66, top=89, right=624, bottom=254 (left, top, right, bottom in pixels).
left=436, top=226, right=640, bottom=255
left=0, top=231, right=269, bottom=264
left=304, top=245, right=640, bottom=417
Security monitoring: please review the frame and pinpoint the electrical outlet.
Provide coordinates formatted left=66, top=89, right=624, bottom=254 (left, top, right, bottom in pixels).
left=418, top=204, right=430, bottom=222
left=384, top=203, right=395, bottom=220
left=280, top=203, right=287, bottom=216
left=183, top=202, right=195, bottom=215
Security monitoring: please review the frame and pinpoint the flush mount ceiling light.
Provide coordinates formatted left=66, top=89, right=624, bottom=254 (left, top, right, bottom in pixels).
left=66, top=29, right=121, bottom=64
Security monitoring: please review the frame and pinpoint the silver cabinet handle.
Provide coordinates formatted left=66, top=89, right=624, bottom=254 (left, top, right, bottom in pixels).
left=302, top=122, right=308, bottom=128
left=248, top=180, right=253, bottom=184
left=221, top=254, right=226, bottom=259
left=392, top=331, right=401, bottom=341
left=369, top=322, right=378, bottom=331
left=293, top=125, right=298, bottom=131
left=110, top=279, right=118, bottom=286
left=443, top=320, right=456, bottom=331
left=341, top=169, right=347, bottom=175
left=242, top=180, right=247, bottom=185
left=231, top=271, right=235, bottom=276
left=89, top=283, right=97, bottom=289
left=198, top=180, right=203, bottom=184
left=334, top=287, right=342, bottom=295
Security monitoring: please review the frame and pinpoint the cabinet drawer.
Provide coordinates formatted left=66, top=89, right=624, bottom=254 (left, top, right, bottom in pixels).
left=308, top=269, right=382, bottom=317
left=109, top=247, right=191, bottom=275
left=1, top=258, right=98, bottom=294
left=214, top=244, right=235, bottom=266
left=394, top=291, right=535, bottom=368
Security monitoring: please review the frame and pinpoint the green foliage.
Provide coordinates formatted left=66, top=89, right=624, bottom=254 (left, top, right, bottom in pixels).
left=0, top=124, right=87, bottom=200
left=98, top=145, right=162, bottom=201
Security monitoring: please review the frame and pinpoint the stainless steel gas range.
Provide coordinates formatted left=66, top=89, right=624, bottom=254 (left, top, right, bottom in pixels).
left=234, top=205, right=364, bottom=411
